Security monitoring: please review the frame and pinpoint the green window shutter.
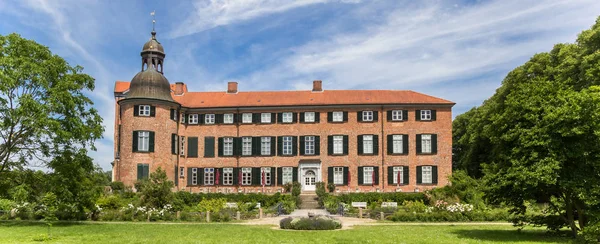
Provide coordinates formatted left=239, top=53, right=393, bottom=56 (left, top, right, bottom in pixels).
left=292, top=136, right=298, bottom=156
left=357, top=135, right=363, bottom=155
left=233, top=168, right=239, bottom=185
left=373, top=135, right=379, bottom=155
left=218, top=137, right=224, bottom=157
left=293, top=167, right=298, bottom=182
left=187, top=137, right=198, bottom=157
left=328, top=167, right=333, bottom=184
left=373, top=111, right=378, bottom=122
left=343, top=112, right=348, bottom=122
left=182, top=113, right=187, bottom=124
left=187, top=168, right=193, bottom=186
left=387, top=135, right=393, bottom=155
left=198, top=168, right=204, bottom=186
left=387, top=166, right=394, bottom=185
left=174, top=166, right=178, bottom=186
left=387, top=110, right=392, bottom=121
left=148, top=131, right=155, bottom=152
left=277, top=136, right=283, bottom=156
left=431, top=110, right=437, bottom=121
left=299, top=136, right=306, bottom=155
left=416, top=166, right=422, bottom=184
left=252, top=168, right=261, bottom=185
left=343, top=167, right=349, bottom=185
left=403, top=166, right=409, bottom=185
left=403, top=135, right=409, bottom=155
left=432, top=166, right=438, bottom=184
left=271, top=113, right=276, bottom=123
left=299, top=112, right=305, bottom=123
left=134, top=105, right=139, bottom=117
left=252, top=137, right=260, bottom=156
left=374, top=167, right=379, bottom=185
left=170, top=109, right=175, bottom=120
left=357, top=111, right=363, bottom=122
left=252, top=113, right=260, bottom=123
left=204, top=137, right=215, bottom=158
left=292, top=113, right=298, bottom=123
left=327, top=136, right=333, bottom=155
left=432, top=134, right=438, bottom=154
left=143, top=164, right=149, bottom=179
left=415, top=110, right=421, bottom=121
left=234, top=137, right=242, bottom=156
left=327, top=112, right=333, bottom=122
left=416, top=134, right=422, bottom=154
left=358, top=167, right=364, bottom=185
left=270, top=136, right=276, bottom=156
left=132, top=131, right=139, bottom=152
left=277, top=167, right=283, bottom=186
left=277, top=113, right=283, bottom=123
left=150, top=106, right=156, bottom=117
left=137, top=164, right=143, bottom=180
left=343, top=135, right=349, bottom=155
left=171, top=134, right=177, bottom=155
left=315, top=112, right=320, bottom=123
left=403, top=110, right=408, bottom=121
left=314, top=136, right=320, bottom=156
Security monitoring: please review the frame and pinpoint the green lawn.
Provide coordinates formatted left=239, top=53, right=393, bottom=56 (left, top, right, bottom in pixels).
left=0, top=221, right=572, bottom=244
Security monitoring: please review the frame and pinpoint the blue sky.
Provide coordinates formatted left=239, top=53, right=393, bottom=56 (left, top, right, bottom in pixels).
left=1, top=0, right=599, bottom=171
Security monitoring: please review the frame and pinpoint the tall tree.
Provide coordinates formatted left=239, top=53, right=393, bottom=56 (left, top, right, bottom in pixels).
left=0, top=33, right=103, bottom=174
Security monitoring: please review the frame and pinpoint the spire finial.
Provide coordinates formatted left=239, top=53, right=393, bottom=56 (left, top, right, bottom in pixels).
left=150, top=10, right=156, bottom=35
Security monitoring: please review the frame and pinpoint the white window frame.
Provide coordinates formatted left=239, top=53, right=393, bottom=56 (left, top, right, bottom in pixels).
left=305, top=136, right=315, bottom=155
left=242, top=168, right=252, bottom=185
left=282, top=112, right=293, bottom=123
left=261, top=113, right=271, bottom=123
left=223, top=137, right=234, bottom=156
left=223, top=168, right=233, bottom=185
left=392, top=135, right=403, bottom=154
left=138, top=131, right=149, bottom=152
left=332, top=111, right=343, bottom=122
left=139, top=105, right=151, bottom=116
left=282, top=167, right=293, bottom=185
left=192, top=168, right=198, bottom=185
left=180, top=167, right=184, bottom=178
left=421, top=110, right=432, bottom=120
left=180, top=136, right=185, bottom=156
left=205, top=114, right=215, bottom=124
left=282, top=136, right=292, bottom=155
left=261, top=137, right=271, bottom=155
left=242, top=137, right=252, bottom=156
left=261, top=167, right=271, bottom=185
left=362, top=111, right=373, bottom=121
left=422, top=135, right=432, bottom=154
left=204, top=168, right=214, bottom=185
left=422, top=166, right=432, bottom=184
left=393, top=166, right=403, bottom=185
left=333, top=167, right=343, bottom=185
left=242, top=113, right=252, bottom=123
left=392, top=110, right=403, bottom=121
left=188, top=114, right=199, bottom=124
left=304, top=112, right=315, bottom=122
left=363, top=135, right=373, bottom=154
left=223, top=113, right=234, bottom=124
left=363, top=167, right=373, bottom=185
left=333, top=136, right=343, bottom=155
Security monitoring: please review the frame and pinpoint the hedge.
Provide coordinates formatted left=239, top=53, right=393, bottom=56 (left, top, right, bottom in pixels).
left=174, top=192, right=287, bottom=208
left=334, top=192, right=427, bottom=205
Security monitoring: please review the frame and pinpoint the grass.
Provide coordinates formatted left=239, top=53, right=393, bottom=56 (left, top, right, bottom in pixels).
left=0, top=221, right=573, bottom=244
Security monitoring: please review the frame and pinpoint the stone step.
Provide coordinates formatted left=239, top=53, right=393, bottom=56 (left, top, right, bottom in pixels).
left=288, top=209, right=330, bottom=217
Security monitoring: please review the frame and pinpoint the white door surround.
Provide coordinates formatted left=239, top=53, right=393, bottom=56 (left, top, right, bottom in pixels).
left=299, top=162, right=321, bottom=192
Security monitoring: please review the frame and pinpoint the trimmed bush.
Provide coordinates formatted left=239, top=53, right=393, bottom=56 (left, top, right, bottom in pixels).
left=279, top=216, right=342, bottom=230
left=388, top=209, right=510, bottom=222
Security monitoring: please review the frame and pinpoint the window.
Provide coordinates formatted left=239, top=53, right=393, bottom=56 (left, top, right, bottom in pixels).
left=304, top=112, right=315, bottom=122
left=180, top=136, right=185, bottom=156
left=261, top=113, right=271, bottom=123
left=261, top=167, right=271, bottom=185
left=139, top=105, right=151, bottom=116
left=421, top=110, right=432, bottom=120
left=261, top=137, right=271, bottom=155
left=333, top=167, right=343, bottom=185
left=393, top=135, right=403, bottom=154
left=422, top=135, right=432, bottom=153
left=282, top=167, right=293, bottom=185
left=205, top=114, right=215, bottom=124
left=223, top=137, right=234, bottom=156
left=332, top=111, right=343, bottom=122
left=242, top=168, right=252, bottom=185
left=171, top=110, right=178, bottom=121
left=282, top=112, right=293, bottom=123
left=242, top=137, right=252, bottom=156
left=282, top=136, right=292, bottom=155
left=223, top=114, right=234, bottom=124
left=223, top=168, right=233, bottom=185
left=363, top=135, right=373, bottom=154
left=422, top=166, right=432, bottom=184
left=242, top=113, right=252, bottom=123
left=362, top=111, right=373, bottom=121
left=393, top=166, right=403, bottom=185
left=138, top=131, right=149, bottom=151
left=189, top=114, right=198, bottom=124
left=192, top=168, right=198, bottom=185
left=333, top=136, right=343, bottom=154
left=180, top=113, right=185, bottom=123
left=204, top=168, right=214, bottom=185
left=305, top=136, right=315, bottom=155
left=392, top=110, right=403, bottom=121
left=180, top=167, right=184, bottom=178
left=363, top=167, right=373, bottom=185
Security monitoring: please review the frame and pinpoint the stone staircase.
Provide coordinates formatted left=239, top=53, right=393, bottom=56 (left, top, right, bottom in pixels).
left=299, top=193, right=319, bottom=209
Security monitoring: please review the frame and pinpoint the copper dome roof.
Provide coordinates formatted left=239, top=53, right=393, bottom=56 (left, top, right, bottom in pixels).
left=142, top=31, right=164, bottom=54
left=126, top=67, right=174, bottom=102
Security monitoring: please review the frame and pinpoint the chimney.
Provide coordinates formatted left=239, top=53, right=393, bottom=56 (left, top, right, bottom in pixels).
left=174, top=82, right=185, bottom=95
left=227, top=81, right=238, bottom=93
left=312, top=80, right=323, bottom=92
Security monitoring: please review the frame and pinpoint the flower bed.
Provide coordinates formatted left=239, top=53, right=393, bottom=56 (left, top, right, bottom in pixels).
left=280, top=216, right=342, bottom=230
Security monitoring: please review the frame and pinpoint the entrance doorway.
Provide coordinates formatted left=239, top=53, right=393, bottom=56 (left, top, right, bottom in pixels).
left=299, top=161, right=321, bottom=192
left=303, top=170, right=316, bottom=191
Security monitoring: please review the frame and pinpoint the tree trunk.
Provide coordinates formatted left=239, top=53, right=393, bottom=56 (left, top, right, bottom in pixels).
left=574, top=200, right=587, bottom=230
left=565, top=194, right=578, bottom=238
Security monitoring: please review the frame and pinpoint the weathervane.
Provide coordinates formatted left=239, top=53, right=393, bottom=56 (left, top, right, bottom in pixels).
left=151, top=10, right=156, bottom=32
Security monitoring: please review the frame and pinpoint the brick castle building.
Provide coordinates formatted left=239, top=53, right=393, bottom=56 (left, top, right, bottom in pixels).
left=113, top=30, right=455, bottom=193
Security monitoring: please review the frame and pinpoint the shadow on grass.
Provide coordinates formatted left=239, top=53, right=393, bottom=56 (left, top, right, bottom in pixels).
left=0, top=220, right=86, bottom=228
left=452, top=229, right=571, bottom=243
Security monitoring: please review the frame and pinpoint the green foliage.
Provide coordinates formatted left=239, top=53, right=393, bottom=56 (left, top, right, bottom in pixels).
left=110, top=182, right=126, bottom=193
left=335, top=192, right=427, bottom=205
left=173, top=191, right=288, bottom=209
left=196, top=198, right=226, bottom=213
left=327, top=183, right=336, bottom=193
left=315, top=182, right=327, bottom=198
left=291, top=182, right=301, bottom=197
left=96, top=195, right=123, bottom=210
left=279, top=216, right=342, bottom=230
left=388, top=210, right=510, bottom=222
left=0, top=198, right=15, bottom=211
left=139, top=167, right=174, bottom=209
left=402, top=200, right=428, bottom=213
left=426, top=170, right=486, bottom=210
left=40, top=192, right=58, bottom=223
